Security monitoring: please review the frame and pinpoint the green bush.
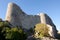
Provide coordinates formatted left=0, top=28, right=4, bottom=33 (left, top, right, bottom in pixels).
left=0, top=21, right=9, bottom=40
left=5, top=27, right=27, bottom=40
left=35, top=23, right=49, bottom=38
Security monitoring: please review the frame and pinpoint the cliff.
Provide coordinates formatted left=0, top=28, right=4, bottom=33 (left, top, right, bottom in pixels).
left=5, top=3, right=58, bottom=39
left=5, top=3, right=56, bottom=30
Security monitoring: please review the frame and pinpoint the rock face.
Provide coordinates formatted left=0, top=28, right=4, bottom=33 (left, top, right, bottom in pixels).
left=41, top=37, right=60, bottom=40
left=5, top=3, right=57, bottom=38
left=47, top=24, right=57, bottom=38
left=5, top=3, right=41, bottom=29
left=26, top=37, right=60, bottom=40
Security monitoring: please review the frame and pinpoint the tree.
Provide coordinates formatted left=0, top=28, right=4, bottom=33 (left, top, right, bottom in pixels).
left=0, top=21, right=10, bottom=40
left=0, top=20, right=27, bottom=40
left=5, top=27, right=27, bottom=40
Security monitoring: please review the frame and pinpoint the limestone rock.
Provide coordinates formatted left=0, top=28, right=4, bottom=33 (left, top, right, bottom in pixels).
left=5, top=3, right=58, bottom=38
left=47, top=24, right=57, bottom=38
left=41, top=37, right=60, bottom=40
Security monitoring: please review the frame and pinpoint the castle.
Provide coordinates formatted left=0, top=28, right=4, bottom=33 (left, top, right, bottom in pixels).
left=5, top=3, right=58, bottom=37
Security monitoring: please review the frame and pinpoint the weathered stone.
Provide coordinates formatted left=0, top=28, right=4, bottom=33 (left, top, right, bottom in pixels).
left=41, top=37, right=60, bottom=40
left=47, top=24, right=57, bottom=38
left=26, top=37, right=60, bottom=40
left=5, top=3, right=58, bottom=38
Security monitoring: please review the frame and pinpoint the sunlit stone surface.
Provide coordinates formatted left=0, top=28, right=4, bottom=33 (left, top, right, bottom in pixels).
left=5, top=3, right=57, bottom=37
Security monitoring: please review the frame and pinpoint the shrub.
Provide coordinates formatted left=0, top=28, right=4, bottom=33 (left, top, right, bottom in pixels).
left=0, top=20, right=27, bottom=40
left=5, top=27, right=27, bottom=40
left=34, top=23, right=49, bottom=38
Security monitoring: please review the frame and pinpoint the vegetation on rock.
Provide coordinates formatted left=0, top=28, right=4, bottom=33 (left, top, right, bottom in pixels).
left=0, top=19, right=27, bottom=40
left=0, top=18, right=60, bottom=40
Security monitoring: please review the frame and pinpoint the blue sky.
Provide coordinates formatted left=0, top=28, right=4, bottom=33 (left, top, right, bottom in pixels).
left=0, top=0, right=60, bottom=31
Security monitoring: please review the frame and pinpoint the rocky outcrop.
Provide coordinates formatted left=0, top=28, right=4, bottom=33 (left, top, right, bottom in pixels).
left=41, top=37, right=60, bottom=40
left=47, top=24, right=57, bottom=38
left=5, top=3, right=58, bottom=38
left=26, top=37, right=60, bottom=40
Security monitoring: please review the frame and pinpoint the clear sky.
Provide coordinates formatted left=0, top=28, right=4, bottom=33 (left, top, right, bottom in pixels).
left=0, top=0, right=60, bottom=31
